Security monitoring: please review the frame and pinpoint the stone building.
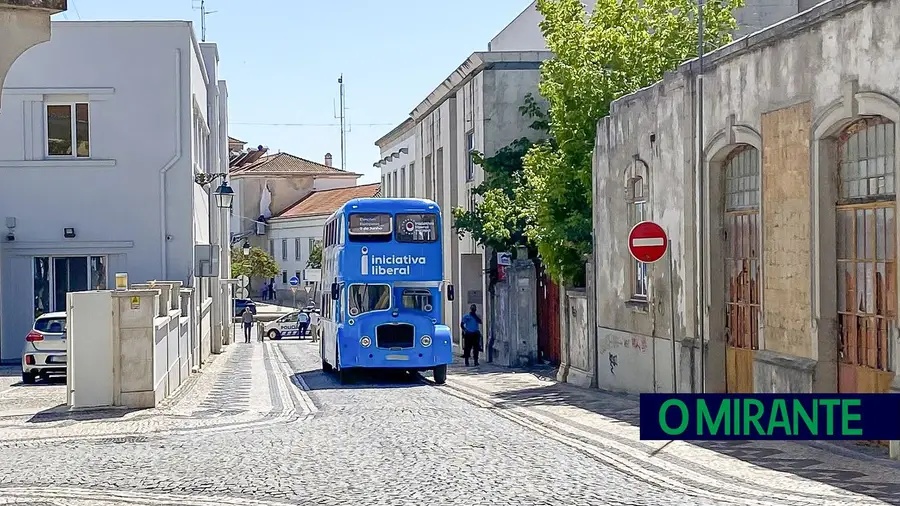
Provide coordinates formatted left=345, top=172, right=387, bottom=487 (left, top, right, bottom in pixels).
left=592, top=0, right=900, bottom=395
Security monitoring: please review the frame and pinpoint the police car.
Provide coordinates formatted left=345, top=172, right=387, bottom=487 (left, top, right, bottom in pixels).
left=264, top=310, right=315, bottom=340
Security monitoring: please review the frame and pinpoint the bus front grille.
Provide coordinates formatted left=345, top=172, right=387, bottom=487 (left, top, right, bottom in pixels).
left=376, top=323, right=415, bottom=349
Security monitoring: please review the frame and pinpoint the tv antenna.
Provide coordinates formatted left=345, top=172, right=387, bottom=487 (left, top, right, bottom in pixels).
left=333, top=75, right=350, bottom=171
left=192, top=0, right=217, bottom=42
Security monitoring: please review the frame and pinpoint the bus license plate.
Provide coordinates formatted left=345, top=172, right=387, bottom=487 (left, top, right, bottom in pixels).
left=385, top=354, right=408, bottom=361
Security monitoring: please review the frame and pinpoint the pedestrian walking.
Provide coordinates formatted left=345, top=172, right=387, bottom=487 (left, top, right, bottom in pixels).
left=461, top=304, right=482, bottom=366
left=241, top=307, right=254, bottom=343
left=297, top=310, right=310, bottom=338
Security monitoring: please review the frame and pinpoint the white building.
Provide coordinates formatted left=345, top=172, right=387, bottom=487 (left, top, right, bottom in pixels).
left=267, top=182, right=381, bottom=303
left=0, top=20, right=232, bottom=364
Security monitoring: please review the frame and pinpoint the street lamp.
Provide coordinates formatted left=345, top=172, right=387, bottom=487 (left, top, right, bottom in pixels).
left=242, top=240, right=251, bottom=257
left=213, top=180, right=234, bottom=209
left=193, top=172, right=234, bottom=209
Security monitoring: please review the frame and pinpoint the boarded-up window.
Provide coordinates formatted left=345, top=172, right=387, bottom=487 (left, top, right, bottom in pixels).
left=837, top=117, right=896, bottom=371
left=724, top=145, right=761, bottom=350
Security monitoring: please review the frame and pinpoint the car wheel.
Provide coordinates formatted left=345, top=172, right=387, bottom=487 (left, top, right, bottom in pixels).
left=267, top=329, right=281, bottom=340
left=21, top=372, right=36, bottom=385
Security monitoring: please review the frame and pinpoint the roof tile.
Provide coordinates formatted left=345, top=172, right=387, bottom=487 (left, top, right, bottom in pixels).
left=273, top=183, right=381, bottom=219
left=230, top=152, right=354, bottom=176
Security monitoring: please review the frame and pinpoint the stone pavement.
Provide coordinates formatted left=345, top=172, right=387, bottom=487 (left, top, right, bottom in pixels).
left=1, top=336, right=897, bottom=505
left=0, top=339, right=752, bottom=505
left=440, top=359, right=900, bottom=506
left=0, top=325, right=315, bottom=445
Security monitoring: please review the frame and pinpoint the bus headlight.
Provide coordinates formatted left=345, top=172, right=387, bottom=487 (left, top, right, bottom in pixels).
left=360, top=336, right=372, bottom=347
left=421, top=335, right=432, bottom=347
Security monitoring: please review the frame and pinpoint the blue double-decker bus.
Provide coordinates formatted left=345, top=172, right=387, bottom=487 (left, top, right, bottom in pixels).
left=317, top=197, right=455, bottom=384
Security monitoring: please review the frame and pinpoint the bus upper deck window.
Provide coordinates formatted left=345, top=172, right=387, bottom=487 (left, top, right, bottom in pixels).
left=395, top=214, right=438, bottom=243
left=348, top=213, right=392, bottom=242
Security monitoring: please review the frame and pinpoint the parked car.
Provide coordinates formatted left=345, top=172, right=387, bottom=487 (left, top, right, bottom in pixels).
left=233, top=298, right=257, bottom=318
left=264, top=310, right=315, bottom=340
left=22, top=311, right=68, bottom=384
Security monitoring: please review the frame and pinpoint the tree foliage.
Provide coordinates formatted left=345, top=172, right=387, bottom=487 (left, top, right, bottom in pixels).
left=306, top=241, right=323, bottom=269
left=451, top=95, right=548, bottom=255
left=231, top=246, right=279, bottom=279
left=522, top=0, right=742, bottom=284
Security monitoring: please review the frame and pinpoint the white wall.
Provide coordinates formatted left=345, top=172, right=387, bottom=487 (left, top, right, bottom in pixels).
left=0, top=21, right=226, bottom=362
left=267, top=215, right=326, bottom=289
left=378, top=123, right=416, bottom=197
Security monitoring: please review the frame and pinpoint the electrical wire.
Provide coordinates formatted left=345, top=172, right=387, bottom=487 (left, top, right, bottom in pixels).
left=229, top=122, right=394, bottom=127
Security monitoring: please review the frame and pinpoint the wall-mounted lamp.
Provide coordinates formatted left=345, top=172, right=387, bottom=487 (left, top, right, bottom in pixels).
left=63, top=227, right=76, bottom=238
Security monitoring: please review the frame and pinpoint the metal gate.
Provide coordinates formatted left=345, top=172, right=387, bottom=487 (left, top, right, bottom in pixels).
left=536, top=264, right=561, bottom=364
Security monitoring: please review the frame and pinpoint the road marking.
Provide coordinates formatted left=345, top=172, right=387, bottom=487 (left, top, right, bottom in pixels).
left=631, top=238, right=665, bottom=247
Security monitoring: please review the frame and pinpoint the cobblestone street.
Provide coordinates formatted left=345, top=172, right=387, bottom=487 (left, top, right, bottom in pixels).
left=0, top=332, right=896, bottom=505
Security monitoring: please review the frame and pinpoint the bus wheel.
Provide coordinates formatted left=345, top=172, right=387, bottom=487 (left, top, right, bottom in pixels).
left=322, top=359, right=333, bottom=372
left=433, top=364, right=448, bottom=385
left=267, top=329, right=281, bottom=340
left=337, top=367, right=350, bottom=385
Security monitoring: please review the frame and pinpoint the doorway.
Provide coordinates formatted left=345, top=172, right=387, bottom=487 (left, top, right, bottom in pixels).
left=34, top=256, right=107, bottom=319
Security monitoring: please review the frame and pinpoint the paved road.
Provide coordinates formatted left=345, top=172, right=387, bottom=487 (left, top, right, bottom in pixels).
left=0, top=336, right=891, bottom=505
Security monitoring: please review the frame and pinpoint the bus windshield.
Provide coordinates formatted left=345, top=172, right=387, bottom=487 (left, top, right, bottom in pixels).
left=401, top=288, right=433, bottom=312
left=348, top=283, right=391, bottom=316
left=395, top=213, right=438, bottom=243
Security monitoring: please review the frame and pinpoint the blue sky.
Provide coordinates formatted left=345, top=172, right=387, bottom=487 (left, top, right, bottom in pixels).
left=53, top=0, right=535, bottom=184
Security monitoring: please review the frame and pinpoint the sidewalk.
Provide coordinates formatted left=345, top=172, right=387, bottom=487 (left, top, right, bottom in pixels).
left=0, top=326, right=314, bottom=445
left=443, top=359, right=900, bottom=506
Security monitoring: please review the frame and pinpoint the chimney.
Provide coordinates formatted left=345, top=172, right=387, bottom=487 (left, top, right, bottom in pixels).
left=324, top=153, right=333, bottom=167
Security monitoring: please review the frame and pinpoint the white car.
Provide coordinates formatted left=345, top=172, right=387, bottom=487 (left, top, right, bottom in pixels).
left=22, top=311, right=68, bottom=384
left=264, top=310, right=315, bottom=340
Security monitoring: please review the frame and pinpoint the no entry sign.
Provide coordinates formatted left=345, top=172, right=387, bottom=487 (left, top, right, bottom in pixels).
left=628, top=221, right=668, bottom=263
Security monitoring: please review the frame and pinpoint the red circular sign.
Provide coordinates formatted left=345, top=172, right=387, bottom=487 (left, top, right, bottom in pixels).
left=628, top=221, right=668, bottom=263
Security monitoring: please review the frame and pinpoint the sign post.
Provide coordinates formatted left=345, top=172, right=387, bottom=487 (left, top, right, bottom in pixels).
left=627, top=221, right=676, bottom=393
left=289, top=276, right=300, bottom=308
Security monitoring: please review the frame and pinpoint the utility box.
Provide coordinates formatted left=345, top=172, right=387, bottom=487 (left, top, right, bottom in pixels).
left=67, top=290, right=115, bottom=408
left=194, top=244, right=220, bottom=277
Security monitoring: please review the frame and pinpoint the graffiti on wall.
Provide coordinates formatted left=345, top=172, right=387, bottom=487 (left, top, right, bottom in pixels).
left=609, top=353, right=618, bottom=375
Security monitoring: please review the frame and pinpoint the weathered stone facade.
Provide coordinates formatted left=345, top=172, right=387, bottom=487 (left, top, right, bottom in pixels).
left=593, top=0, right=900, bottom=395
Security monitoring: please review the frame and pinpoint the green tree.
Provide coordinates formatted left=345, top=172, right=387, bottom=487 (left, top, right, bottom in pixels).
left=451, top=95, right=548, bottom=256
left=307, top=240, right=323, bottom=269
left=522, top=0, right=742, bottom=284
left=231, top=246, right=279, bottom=279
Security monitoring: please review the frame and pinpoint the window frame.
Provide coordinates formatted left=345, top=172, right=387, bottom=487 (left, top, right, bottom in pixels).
left=835, top=117, right=897, bottom=372
left=347, top=212, right=393, bottom=241
left=394, top=213, right=439, bottom=243
left=45, top=102, right=91, bottom=159
left=624, top=161, right=649, bottom=303
left=466, top=131, right=476, bottom=181
left=723, top=145, right=762, bottom=351
left=346, top=283, right=392, bottom=317
left=401, top=288, right=434, bottom=312
left=295, top=238, right=302, bottom=261
left=281, top=239, right=288, bottom=261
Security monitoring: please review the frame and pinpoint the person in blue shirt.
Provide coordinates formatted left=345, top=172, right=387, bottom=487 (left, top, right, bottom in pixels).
left=460, top=304, right=482, bottom=366
left=297, top=310, right=310, bottom=338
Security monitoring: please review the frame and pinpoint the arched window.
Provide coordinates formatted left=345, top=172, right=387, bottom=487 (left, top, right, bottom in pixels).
left=625, top=161, right=648, bottom=300
left=724, top=145, right=760, bottom=351
left=836, top=117, right=896, bottom=372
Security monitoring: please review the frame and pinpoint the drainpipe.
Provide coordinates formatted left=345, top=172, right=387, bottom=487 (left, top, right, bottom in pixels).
left=159, top=49, right=183, bottom=280
left=696, top=1, right=707, bottom=393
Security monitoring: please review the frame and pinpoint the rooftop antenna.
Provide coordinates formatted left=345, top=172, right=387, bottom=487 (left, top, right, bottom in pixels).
left=333, top=75, right=347, bottom=171
left=192, top=0, right=217, bottom=42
